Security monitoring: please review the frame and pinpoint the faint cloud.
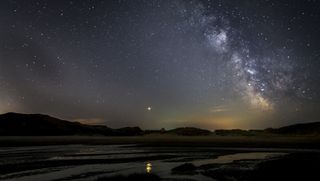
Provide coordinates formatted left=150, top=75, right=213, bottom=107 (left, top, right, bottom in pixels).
left=210, top=105, right=229, bottom=113
left=72, top=118, right=106, bottom=125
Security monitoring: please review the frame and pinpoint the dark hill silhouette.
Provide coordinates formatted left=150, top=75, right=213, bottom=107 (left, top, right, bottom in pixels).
left=214, top=122, right=320, bottom=136
left=0, top=112, right=142, bottom=136
left=214, top=129, right=260, bottom=136
left=266, top=122, right=320, bottom=135
left=0, top=112, right=319, bottom=136
left=167, top=127, right=211, bottom=136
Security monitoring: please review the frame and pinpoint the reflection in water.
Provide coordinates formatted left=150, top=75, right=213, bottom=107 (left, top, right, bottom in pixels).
left=146, top=162, right=152, bottom=173
left=0, top=145, right=300, bottom=181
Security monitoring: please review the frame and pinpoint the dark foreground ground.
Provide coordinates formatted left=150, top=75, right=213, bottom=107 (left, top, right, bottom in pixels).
left=0, top=136, right=319, bottom=181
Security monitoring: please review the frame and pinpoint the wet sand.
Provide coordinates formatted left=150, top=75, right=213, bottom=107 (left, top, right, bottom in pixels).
left=0, top=144, right=319, bottom=181
left=0, top=136, right=319, bottom=180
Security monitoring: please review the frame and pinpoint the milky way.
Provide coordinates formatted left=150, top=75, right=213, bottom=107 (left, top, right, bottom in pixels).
left=0, top=0, right=320, bottom=129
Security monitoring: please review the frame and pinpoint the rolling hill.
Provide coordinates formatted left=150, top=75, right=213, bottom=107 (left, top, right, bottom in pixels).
left=0, top=112, right=319, bottom=136
left=0, top=112, right=142, bottom=136
left=266, top=122, right=320, bottom=135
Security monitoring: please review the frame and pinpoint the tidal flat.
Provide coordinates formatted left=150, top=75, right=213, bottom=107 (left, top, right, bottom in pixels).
left=0, top=138, right=319, bottom=181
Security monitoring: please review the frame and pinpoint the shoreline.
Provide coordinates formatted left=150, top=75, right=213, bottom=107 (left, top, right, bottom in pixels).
left=0, top=135, right=319, bottom=149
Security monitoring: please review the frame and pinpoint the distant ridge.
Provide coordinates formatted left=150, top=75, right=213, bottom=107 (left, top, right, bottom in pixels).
left=0, top=112, right=319, bottom=136
left=215, top=122, right=320, bottom=136
left=267, top=122, right=320, bottom=135
left=0, top=112, right=142, bottom=136
left=167, top=127, right=211, bottom=136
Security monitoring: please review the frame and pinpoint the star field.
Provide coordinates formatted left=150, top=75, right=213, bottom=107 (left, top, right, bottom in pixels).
left=0, top=0, right=320, bottom=129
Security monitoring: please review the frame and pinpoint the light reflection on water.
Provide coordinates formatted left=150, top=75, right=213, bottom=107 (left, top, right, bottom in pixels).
left=146, top=162, right=152, bottom=173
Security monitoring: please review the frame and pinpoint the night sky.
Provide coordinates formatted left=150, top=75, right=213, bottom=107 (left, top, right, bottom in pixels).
left=1, top=0, right=320, bottom=130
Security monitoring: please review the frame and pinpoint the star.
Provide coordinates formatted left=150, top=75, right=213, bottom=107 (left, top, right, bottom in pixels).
left=0, top=0, right=319, bottom=130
